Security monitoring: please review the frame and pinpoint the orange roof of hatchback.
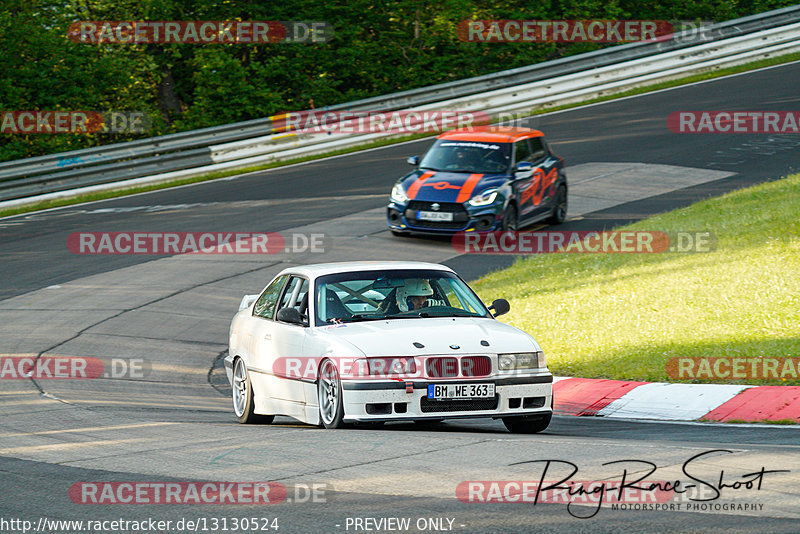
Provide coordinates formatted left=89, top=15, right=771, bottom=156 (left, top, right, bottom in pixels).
left=438, top=125, right=544, bottom=143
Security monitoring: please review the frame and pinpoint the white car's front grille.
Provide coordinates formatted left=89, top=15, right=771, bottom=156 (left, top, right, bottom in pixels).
left=423, top=355, right=491, bottom=378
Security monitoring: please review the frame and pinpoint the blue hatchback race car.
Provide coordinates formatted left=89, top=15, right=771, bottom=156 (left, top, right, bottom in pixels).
left=387, top=126, right=567, bottom=235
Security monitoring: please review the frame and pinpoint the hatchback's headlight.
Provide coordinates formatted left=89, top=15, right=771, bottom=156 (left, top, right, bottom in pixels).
left=468, top=190, right=498, bottom=206
left=391, top=183, right=409, bottom=203
left=497, top=351, right=544, bottom=370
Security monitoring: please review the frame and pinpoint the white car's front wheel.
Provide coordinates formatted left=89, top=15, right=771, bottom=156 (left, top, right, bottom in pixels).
left=318, top=359, right=345, bottom=429
left=233, top=357, right=274, bottom=424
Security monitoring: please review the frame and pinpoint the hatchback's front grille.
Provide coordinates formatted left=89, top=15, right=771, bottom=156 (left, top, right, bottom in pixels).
left=405, top=201, right=469, bottom=230
left=407, top=201, right=467, bottom=214
left=407, top=219, right=467, bottom=229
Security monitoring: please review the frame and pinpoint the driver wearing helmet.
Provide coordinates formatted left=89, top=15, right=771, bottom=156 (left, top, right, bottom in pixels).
left=449, top=148, right=469, bottom=169
left=396, top=279, right=433, bottom=312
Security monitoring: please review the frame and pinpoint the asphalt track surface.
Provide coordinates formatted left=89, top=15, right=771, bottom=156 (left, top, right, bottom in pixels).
left=1, top=62, right=800, bottom=533
left=3, top=62, right=800, bottom=295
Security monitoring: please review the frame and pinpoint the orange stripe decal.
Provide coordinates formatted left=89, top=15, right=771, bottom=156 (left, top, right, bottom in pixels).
left=456, top=174, right=484, bottom=203
left=406, top=171, right=436, bottom=200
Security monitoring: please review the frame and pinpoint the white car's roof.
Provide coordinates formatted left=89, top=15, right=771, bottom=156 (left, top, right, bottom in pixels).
left=278, top=261, right=455, bottom=279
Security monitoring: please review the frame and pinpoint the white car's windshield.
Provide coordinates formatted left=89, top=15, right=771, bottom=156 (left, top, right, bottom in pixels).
left=419, top=140, right=511, bottom=173
left=314, top=269, right=491, bottom=326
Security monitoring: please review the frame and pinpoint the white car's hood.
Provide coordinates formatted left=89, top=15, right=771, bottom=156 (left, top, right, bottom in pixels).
left=314, top=317, right=539, bottom=357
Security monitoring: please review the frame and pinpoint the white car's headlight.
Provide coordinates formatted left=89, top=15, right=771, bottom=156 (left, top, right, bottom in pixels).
left=391, top=183, right=409, bottom=203
left=498, top=354, right=515, bottom=370
left=498, top=351, right=544, bottom=370
left=468, top=190, right=498, bottom=206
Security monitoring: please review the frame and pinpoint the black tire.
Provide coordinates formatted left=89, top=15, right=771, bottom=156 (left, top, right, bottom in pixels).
left=501, top=203, right=518, bottom=232
left=502, top=413, right=552, bottom=434
left=547, top=185, right=567, bottom=225
left=318, top=359, right=346, bottom=429
left=232, top=358, right=275, bottom=424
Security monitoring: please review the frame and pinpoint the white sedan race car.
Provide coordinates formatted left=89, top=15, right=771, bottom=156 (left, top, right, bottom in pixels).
left=225, top=261, right=553, bottom=433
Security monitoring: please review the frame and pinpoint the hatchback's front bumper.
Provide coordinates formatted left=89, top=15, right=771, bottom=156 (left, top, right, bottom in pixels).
left=387, top=199, right=503, bottom=235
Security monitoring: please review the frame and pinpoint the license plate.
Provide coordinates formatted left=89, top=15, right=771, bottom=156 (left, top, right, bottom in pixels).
left=417, top=210, right=454, bottom=222
left=427, top=383, right=495, bottom=400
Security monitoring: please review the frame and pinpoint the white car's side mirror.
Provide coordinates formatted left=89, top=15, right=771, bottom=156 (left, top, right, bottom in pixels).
left=489, top=298, right=510, bottom=317
left=239, top=294, right=259, bottom=311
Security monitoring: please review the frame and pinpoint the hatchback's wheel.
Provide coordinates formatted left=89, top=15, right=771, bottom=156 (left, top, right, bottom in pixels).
left=232, top=358, right=274, bottom=424
left=547, top=185, right=568, bottom=225
left=318, top=359, right=345, bottom=428
left=502, top=413, right=552, bottom=434
left=501, top=204, right=518, bottom=232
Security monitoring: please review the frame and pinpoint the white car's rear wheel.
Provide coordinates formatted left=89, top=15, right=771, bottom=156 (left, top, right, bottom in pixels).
left=318, top=359, right=345, bottom=428
left=233, top=358, right=274, bottom=424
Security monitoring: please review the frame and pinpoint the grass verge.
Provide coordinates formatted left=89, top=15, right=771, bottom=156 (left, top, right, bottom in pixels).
left=2, top=53, right=800, bottom=219
left=472, top=173, right=800, bottom=386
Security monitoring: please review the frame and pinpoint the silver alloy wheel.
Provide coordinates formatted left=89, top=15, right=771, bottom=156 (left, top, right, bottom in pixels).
left=318, top=360, right=340, bottom=425
left=233, top=358, right=248, bottom=418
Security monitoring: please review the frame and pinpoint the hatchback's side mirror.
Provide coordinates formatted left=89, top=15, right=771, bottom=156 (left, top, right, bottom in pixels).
left=515, top=161, right=533, bottom=174
left=489, top=298, right=510, bottom=317
left=407, top=155, right=419, bottom=166
left=277, top=307, right=305, bottom=325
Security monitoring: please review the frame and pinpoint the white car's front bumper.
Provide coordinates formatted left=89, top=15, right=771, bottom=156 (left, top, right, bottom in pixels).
left=340, top=374, right=553, bottom=422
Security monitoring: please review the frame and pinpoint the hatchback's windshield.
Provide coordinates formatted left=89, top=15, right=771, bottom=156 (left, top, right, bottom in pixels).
left=314, top=269, right=491, bottom=326
left=419, top=140, right=510, bottom=173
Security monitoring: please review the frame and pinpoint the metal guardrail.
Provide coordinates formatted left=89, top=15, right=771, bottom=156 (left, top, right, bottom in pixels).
left=168, top=23, right=800, bottom=171
left=2, top=5, right=800, bottom=203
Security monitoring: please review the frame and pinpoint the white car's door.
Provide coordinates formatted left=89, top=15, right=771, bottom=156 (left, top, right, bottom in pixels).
left=244, top=274, right=288, bottom=415
left=250, top=275, right=310, bottom=418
